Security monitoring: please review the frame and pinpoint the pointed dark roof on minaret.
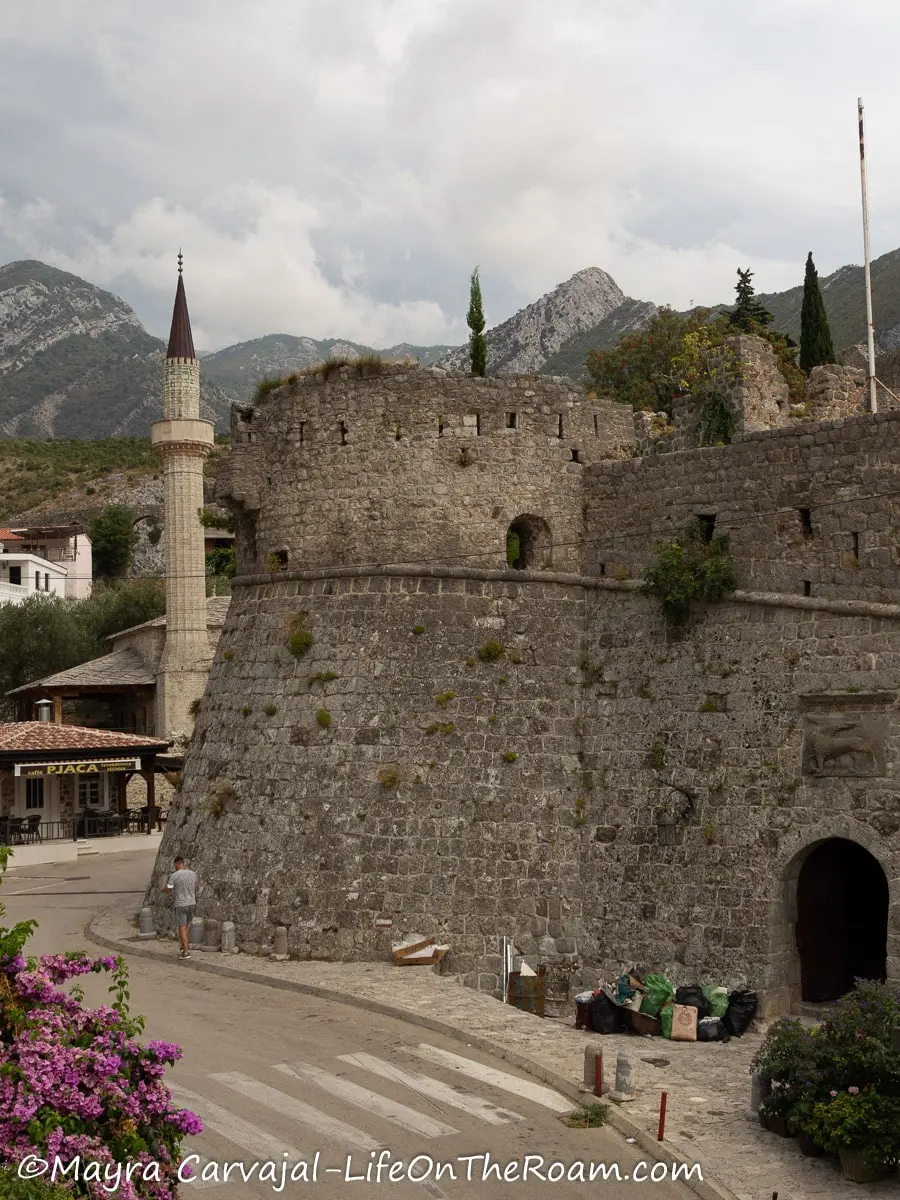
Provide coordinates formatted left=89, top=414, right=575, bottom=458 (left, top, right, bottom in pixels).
left=166, top=251, right=196, bottom=360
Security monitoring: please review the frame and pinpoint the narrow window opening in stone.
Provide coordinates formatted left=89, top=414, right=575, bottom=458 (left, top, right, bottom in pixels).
left=395, top=423, right=403, bottom=441
left=697, top=514, right=716, bottom=543
left=557, top=414, right=564, bottom=438
left=438, top=416, right=444, bottom=437
left=298, top=421, right=306, bottom=445
left=339, top=421, right=348, bottom=446
left=599, top=563, right=606, bottom=577
left=593, top=415, right=599, bottom=436
left=506, top=412, right=518, bottom=429
left=506, top=514, right=553, bottom=570
left=803, top=580, right=812, bottom=597
left=570, top=448, right=580, bottom=463
left=852, top=531, right=860, bottom=561
left=247, top=431, right=254, bottom=444
left=798, top=507, right=813, bottom=537
left=273, top=549, right=288, bottom=571
left=475, top=412, right=481, bottom=436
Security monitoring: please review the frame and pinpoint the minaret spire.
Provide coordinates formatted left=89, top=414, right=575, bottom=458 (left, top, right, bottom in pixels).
left=166, top=251, right=196, bottom=361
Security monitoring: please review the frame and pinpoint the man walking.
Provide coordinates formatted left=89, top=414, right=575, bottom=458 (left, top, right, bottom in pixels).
left=166, top=855, right=198, bottom=960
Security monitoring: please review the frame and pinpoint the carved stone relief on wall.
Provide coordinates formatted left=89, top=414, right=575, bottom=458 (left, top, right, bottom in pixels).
left=801, top=713, right=887, bottom=778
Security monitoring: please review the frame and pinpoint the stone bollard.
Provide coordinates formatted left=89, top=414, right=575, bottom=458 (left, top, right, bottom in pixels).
left=749, top=1073, right=771, bottom=1121
left=202, top=918, right=221, bottom=952
left=608, top=1054, right=637, bottom=1104
left=272, top=926, right=289, bottom=961
left=137, top=907, right=155, bottom=940
left=221, top=921, right=236, bottom=954
left=188, top=917, right=204, bottom=950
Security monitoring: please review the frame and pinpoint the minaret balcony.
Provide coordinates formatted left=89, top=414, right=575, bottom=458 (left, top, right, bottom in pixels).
left=151, top=418, right=215, bottom=453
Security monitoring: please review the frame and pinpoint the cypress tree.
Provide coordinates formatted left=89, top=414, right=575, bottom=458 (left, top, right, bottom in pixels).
left=467, top=267, right=487, bottom=377
left=799, top=252, right=836, bottom=372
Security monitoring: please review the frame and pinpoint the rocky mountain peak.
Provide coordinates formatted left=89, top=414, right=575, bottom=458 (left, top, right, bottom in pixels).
left=439, top=267, right=626, bottom=375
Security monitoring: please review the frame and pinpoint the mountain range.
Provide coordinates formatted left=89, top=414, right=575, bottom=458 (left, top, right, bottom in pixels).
left=3, top=249, right=900, bottom=438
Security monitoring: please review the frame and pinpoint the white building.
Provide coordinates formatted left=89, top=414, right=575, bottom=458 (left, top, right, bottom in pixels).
left=5, top=524, right=93, bottom=600
left=0, top=528, right=68, bottom=605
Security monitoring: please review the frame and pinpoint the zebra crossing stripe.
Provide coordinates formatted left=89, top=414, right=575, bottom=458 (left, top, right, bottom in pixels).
left=337, top=1052, right=523, bottom=1125
left=407, top=1045, right=573, bottom=1113
left=210, top=1072, right=381, bottom=1151
left=169, top=1083, right=308, bottom=1163
left=273, top=1063, right=459, bottom=1139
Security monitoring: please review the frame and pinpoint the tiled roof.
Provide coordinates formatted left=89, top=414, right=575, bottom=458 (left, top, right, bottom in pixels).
left=0, top=722, right=169, bottom=753
left=6, top=649, right=155, bottom=695
left=108, top=595, right=230, bottom=641
left=0, top=529, right=23, bottom=541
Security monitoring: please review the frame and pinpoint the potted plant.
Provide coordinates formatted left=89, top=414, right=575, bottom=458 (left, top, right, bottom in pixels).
left=751, top=1018, right=816, bottom=1138
left=806, top=1088, right=900, bottom=1182
left=758, top=1086, right=796, bottom=1137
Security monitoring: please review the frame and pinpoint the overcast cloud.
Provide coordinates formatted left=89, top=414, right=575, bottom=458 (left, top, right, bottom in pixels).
left=2, top=0, right=900, bottom=350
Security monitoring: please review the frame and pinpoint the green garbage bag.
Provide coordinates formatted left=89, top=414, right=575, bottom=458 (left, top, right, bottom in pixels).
left=639, top=973, right=674, bottom=1017
left=659, top=1001, right=675, bottom=1039
left=702, top=986, right=729, bottom=1019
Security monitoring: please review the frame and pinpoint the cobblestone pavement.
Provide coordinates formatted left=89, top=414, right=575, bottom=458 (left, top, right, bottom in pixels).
left=90, top=906, right=896, bottom=1200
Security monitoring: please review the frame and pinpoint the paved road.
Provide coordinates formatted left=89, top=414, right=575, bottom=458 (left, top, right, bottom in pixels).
left=2, top=850, right=701, bottom=1199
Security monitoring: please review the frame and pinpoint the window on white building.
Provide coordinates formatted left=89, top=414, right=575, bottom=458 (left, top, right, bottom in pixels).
left=78, top=775, right=107, bottom=810
left=25, top=778, right=45, bottom=810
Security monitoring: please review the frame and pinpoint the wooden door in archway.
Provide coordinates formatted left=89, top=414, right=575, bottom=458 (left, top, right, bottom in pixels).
left=796, top=838, right=888, bottom=1003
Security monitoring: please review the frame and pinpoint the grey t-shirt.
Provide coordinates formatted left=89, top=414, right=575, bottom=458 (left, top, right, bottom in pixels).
left=167, top=868, right=197, bottom=908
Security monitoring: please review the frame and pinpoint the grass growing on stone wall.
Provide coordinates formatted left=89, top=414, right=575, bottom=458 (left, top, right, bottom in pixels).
left=222, top=649, right=234, bottom=661
left=502, top=751, right=517, bottom=763
left=435, top=691, right=456, bottom=706
left=308, top=671, right=338, bottom=685
left=316, top=708, right=332, bottom=728
left=377, top=766, right=399, bottom=789
left=240, top=706, right=252, bottom=717
left=288, top=616, right=314, bottom=658
left=413, top=625, right=425, bottom=635
left=424, top=722, right=455, bottom=736
left=477, top=640, right=505, bottom=662
left=263, top=702, right=278, bottom=716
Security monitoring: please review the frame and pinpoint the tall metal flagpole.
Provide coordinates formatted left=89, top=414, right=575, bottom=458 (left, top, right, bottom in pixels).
left=858, top=98, right=877, bottom=413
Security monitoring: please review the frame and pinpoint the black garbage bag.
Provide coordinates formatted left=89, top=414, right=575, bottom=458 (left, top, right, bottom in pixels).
left=722, top=988, right=757, bottom=1037
left=591, top=991, right=625, bottom=1035
left=675, top=986, right=710, bottom=1019
left=697, top=1017, right=729, bottom=1042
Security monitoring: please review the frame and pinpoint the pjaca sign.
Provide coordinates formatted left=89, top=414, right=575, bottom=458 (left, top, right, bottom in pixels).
left=14, top=758, right=141, bottom=777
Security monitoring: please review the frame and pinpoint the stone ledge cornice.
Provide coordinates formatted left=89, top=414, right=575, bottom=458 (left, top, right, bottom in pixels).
left=227, top=565, right=900, bottom=620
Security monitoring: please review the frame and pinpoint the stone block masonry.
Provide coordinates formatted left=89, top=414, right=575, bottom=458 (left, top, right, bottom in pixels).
left=146, top=357, right=900, bottom=1013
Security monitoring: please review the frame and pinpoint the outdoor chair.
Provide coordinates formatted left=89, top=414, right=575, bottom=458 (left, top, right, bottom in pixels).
left=23, top=814, right=42, bottom=843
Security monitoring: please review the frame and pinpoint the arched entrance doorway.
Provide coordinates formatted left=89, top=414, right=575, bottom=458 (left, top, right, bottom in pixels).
left=796, top=838, right=888, bottom=1002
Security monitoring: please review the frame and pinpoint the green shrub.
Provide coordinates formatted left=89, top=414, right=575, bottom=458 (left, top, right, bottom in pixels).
left=316, top=708, right=332, bottom=729
left=377, top=766, right=399, bottom=789
left=0, top=1169, right=73, bottom=1199
left=502, top=751, right=517, bottom=763
left=262, top=702, right=277, bottom=716
left=641, top=520, right=736, bottom=625
left=435, top=691, right=456, bottom=707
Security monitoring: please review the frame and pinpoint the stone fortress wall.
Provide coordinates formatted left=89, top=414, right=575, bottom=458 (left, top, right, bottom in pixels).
left=148, top=348, right=900, bottom=1015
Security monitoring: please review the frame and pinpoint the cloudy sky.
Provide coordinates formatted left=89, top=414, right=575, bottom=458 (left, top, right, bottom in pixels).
left=2, top=0, right=900, bottom=351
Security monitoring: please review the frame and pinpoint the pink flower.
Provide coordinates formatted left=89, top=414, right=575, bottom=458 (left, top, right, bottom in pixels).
left=848, top=1086, right=859, bottom=1095
left=830, top=1090, right=838, bottom=1097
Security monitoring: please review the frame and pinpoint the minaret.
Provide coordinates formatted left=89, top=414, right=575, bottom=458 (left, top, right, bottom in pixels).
left=151, top=254, right=215, bottom=739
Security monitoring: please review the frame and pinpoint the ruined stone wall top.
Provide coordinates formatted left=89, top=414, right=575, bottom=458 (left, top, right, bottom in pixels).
left=217, top=364, right=634, bottom=575
left=586, top=408, right=900, bottom=602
